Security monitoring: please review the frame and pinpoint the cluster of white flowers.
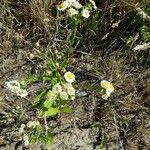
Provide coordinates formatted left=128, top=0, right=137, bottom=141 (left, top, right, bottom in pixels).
left=18, top=124, right=29, bottom=146
left=23, top=134, right=29, bottom=146
left=5, top=80, right=28, bottom=98
left=100, top=80, right=114, bottom=100
left=46, top=71, right=75, bottom=103
left=62, top=82, right=76, bottom=100
left=18, top=121, right=40, bottom=146
left=57, top=0, right=97, bottom=18
left=133, top=42, right=150, bottom=51
left=57, top=0, right=82, bottom=11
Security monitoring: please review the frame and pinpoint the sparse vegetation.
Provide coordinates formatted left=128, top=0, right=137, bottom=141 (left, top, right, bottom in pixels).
left=0, top=0, right=150, bottom=149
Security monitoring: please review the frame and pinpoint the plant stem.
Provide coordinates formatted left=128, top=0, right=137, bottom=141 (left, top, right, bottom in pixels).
left=44, top=114, right=48, bottom=135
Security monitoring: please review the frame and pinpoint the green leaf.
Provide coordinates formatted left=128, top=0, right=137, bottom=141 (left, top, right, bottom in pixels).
left=33, top=91, right=47, bottom=105
left=44, top=99, right=54, bottom=109
left=45, top=107, right=59, bottom=117
left=61, top=106, right=74, bottom=113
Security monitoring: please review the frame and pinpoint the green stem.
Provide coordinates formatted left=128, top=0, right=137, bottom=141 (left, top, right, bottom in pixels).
left=44, top=114, right=48, bottom=136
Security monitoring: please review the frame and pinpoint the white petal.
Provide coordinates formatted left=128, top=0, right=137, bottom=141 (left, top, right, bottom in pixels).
left=72, top=1, right=82, bottom=9
left=89, top=0, right=97, bottom=9
left=81, top=9, right=90, bottom=18
left=67, top=8, right=78, bottom=17
left=102, top=94, right=109, bottom=100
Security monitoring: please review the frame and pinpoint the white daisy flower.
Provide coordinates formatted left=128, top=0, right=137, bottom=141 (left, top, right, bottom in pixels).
left=66, top=84, right=75, bottom=96
left=89, top=0, right=97, bottom=10
left=107, top=83, right=114, bottom=93
left=57, top=1, right=71, bottom=11
left=64, top=71, right=75, bottom=83
left=72, top=1, right=82, bottom=9
left=67, top=8, right=79, bottom=17
left=52, top=83, right=62, bottom=94
left=60, top=91, right=68, bottom=100
left=100, top=80, right=114, bottom=99
left=100, top=80, right=110, bottom=89
left=66, top=0, right=76, bottom=4
left=47, top=90, right=57, bottom=100
left=81, top=8, right=90, bottom=18
left=5, top=80, right=28, bottom=98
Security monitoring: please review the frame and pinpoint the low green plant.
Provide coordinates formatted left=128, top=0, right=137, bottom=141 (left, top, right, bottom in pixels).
left=5, top=0, right=115, bottom=146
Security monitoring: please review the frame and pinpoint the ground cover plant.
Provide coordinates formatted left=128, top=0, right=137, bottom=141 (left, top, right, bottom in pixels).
left=0, top=0, right=150, bottom=149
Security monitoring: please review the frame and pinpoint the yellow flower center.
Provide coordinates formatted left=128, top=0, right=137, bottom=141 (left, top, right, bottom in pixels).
left=67, top=73, right=74, bottom=79
left=109, top=84, right=114, bottom=91
left=101, top=81, right=109, bottom=88
left=59, top=2, right=65, bottom=8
